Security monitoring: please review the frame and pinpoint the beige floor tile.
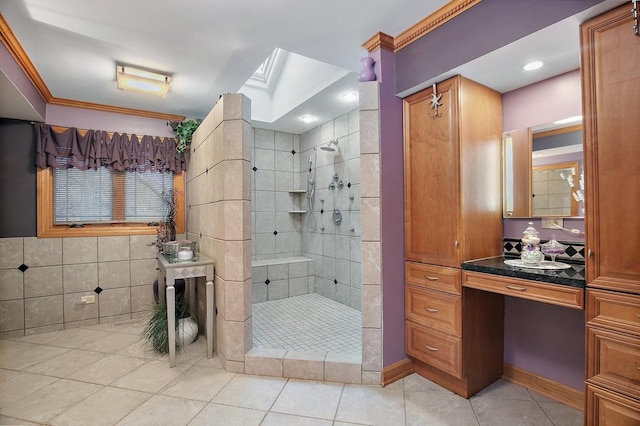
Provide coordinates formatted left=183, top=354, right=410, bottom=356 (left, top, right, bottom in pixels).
left=470, top=397, right=554, bottom=426
left=0, top=415, right=39, bottom=425
left=50, top=386, right=152, bottom=426
left=271, top=379, right=343, bottom=420
left=115, top=339, right=160, bottom=359
left=115, top=394, right=205, bottom=426
left=155, top=338, right=207, bottom=365
left=473, top=379, right=535, bottom=401
left=22, top=349, right=105, bottom=378
left=402, top=373, right=453, bottom=393
left=188, top=403, right=266, bottom=426
left=405, top=390, right=479, bottom=426
left=0, top=340, right=70, bottom=370
left=110, top=359, right=191, bottom=393
left=335, top=384, right=405, bottom=426
left=1, top=379, right=102, bottom=424
left=15, top=327, right=111, bottom=348
left=81, top=332, right=142, bottom=353
left=160, top=365, right=235, bottom=401
left=538, top=401, right=584, bottom=426
left=67, top=354, right=146, bottom=385
left=261, top=412, right=333, bottom=426
left=194, top=354, right=224, bottom=369
left=0, top=369, right=58, bottom=408
left=211, top=375, right=287, bottom=411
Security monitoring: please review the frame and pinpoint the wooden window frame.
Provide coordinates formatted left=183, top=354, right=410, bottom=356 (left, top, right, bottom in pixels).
left=36, top=167, right=185, bottom=238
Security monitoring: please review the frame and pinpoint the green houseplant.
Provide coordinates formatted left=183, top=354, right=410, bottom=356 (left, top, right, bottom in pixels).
left=168, top=118, right=202, bottom=153
left=142, top=289, right=197, bottom=354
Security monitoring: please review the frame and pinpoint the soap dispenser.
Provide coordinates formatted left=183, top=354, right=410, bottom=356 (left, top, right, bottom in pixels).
left=520, top=222, right=543, bottom=266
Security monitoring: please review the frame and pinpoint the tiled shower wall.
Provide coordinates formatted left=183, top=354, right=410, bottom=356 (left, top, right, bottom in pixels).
left=0, top=235, right=158, bottom=338
left=300, top=111, right=362, bottom=311
left=251, top=129, right=302, bottom=260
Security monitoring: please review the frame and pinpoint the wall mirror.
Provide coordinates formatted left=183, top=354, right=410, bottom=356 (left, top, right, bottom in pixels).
left=503, top=118, right=584, bottom=218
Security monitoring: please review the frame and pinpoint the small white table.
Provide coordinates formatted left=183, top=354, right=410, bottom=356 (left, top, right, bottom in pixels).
left=157, top=253, right=214, bottom=367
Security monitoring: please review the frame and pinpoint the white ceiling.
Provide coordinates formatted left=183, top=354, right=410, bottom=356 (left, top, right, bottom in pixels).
left=0, top=0, right=626, bottom=133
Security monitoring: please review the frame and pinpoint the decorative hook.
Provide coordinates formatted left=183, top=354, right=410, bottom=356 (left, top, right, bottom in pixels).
left=428, top=83, right=443, bottom=119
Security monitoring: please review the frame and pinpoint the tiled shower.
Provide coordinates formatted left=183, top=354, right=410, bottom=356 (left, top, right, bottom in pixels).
left=250, top=109, right=362, bottom=353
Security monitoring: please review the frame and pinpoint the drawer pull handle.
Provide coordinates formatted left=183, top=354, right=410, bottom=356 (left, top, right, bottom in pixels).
left=424, top=275, right=439, bottom=281
left=505, top=285, right=527, bottom=292
left=424, top=307, right=439, bottom=313
left=424, top=344, right=439, bottom=351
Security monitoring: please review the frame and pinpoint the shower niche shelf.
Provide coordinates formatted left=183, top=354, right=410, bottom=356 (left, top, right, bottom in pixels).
left=288, top=189, right=308, bottom=214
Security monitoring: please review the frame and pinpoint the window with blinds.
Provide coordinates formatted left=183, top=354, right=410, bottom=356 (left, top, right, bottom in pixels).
left=53, top=168, right=174, bottom=225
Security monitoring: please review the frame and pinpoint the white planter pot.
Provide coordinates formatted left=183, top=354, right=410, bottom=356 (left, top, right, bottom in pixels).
left=176, top=316, right=198, bottom=346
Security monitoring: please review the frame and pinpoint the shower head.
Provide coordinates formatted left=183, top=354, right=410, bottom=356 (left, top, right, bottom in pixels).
left=320, top=139, right=339, bottom=152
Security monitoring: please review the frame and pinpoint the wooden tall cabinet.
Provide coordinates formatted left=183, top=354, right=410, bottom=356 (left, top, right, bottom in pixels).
left=581, top=5, right=640, bottom=424
left=403, top=75, right=504, bottom=397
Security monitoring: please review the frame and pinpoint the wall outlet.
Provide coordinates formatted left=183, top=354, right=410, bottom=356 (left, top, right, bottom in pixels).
left=541, top=218, right=563, bottom=229
left=81, top=295, right=96, bottom=304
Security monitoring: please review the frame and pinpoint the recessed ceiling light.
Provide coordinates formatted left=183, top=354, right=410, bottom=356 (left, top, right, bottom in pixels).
left=300, top=115, right=316, bottom=123
left=523, top=61, right=543, bottom=71
left=342, top=92, right=358, bottom=102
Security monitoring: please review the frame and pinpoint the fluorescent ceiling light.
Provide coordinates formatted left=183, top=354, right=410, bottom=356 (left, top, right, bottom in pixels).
left=522, top=61, right=543, bottom=71
left=342, top=92, right=358, bottom=102
left=553, top=115, right=583, bottom=125
left=300, top=115, right=316, bottom=123
left=116, top=65, right=171, bottom=97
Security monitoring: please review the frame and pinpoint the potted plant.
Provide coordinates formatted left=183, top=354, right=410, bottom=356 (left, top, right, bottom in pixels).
left=142, top=289, right=198, bottom=353
left=168, top=118, right=202, bottom=153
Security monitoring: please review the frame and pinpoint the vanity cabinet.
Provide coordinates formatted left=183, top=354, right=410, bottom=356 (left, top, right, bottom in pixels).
left=402, top=75, right=504, bottom=397
left=581, top=4, right=640, bottom=423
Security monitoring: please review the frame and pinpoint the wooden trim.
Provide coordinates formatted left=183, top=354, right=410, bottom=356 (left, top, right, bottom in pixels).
left=381, top=358, right=414, bottom=386
left=36, top=168, right=185, bottom=238
left=503, top=363, right=584, bottom=410
left=362, top=32, right=395, bottom=52
left=533, top=124, right=582, bottom=139
left=0, top=13, right=184, bottom=122
left=0, top=14, right=52, bottom=101
left=48, top=97, right=184, bottom=122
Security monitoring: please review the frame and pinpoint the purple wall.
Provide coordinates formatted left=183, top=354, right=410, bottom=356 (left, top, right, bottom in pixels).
left=0, top=42, right=46, bottom=120
left=502, top=70, right=585, bottom=390
left=46, top=104, right=174, bottom=138
left=373, top=48, right=407, bottom=368
left=395, top=0, right=603, bottom=96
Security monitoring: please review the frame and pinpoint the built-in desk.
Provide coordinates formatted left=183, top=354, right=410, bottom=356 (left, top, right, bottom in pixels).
left=462, top=256, right=585, bottom=310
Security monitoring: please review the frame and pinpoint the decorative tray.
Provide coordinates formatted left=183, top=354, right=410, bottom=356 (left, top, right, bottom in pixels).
left=504, top=259, right=571, bottom=270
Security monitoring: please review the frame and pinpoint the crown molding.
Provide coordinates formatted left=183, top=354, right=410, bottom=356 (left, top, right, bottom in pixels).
left=362, top=32, right=395, bottom=52
left=48, top=97, right=185, bottom=122
left=394, top=0, right=481, bottom=51
left=362, top=0, right=482, bottom=53
left=0, top=13, right=185, bottom=122
left=0, top=14, right=52, bottom=101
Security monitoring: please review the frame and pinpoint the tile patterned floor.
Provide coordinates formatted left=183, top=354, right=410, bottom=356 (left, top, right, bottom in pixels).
left=0, top=321, right=584, bottom=425
left=252, top=294, right=362, bottom=354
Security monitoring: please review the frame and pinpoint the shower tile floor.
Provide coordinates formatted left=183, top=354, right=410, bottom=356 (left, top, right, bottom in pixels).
left=252, top=293, right=362, bottom=354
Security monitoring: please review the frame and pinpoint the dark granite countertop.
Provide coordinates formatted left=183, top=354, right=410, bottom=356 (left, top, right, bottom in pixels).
left=461, top=256, right=585, bottom=289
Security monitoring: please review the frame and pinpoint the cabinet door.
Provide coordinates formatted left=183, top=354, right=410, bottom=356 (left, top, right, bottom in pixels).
left=581, top=5, right=640, bottom=294
left=403, top=77, right=460, bottom=267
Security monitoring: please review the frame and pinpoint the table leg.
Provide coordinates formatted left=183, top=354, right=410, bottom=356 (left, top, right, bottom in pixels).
left=158, top=268, right=165, bottom=304
left=167, top=282, right=176, bottom=367
left=206, top=280, right=214, bottom=359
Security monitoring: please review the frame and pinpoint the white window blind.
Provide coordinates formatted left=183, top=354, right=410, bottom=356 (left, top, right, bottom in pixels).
left=53, top=168, right=173, bottom=225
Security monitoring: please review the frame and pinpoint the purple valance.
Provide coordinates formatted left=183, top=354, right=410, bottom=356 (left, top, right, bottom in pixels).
left=35, top=124, right=185, bottom=173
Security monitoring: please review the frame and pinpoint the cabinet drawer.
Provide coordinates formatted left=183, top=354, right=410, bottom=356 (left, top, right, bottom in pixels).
left=587, top=326, right=640, bottom=397
left=405, top=262, right=461, bottom=295
left=586, top=383, right=640, bottom=426
left=405, top=321, right=461, bottom=379
left=405, top=286, right=461, bottom=335
left=587, top=289, right=640, bottom=336
left=462, top=271, right=584, bottom=309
